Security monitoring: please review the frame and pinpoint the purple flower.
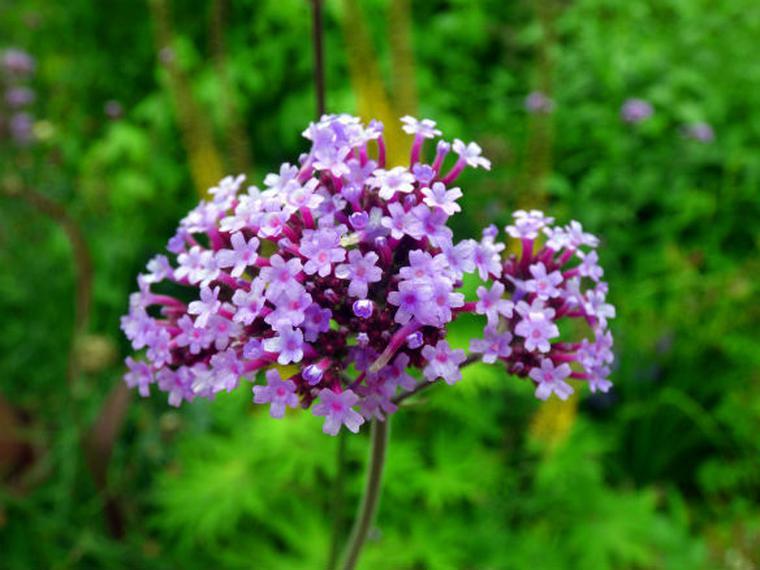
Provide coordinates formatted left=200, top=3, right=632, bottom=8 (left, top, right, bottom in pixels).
left=470, top=327, right=513, bottom=363
left=175, top=315, right=212, bottom=354
left=428, top=279, right=464, bottom=324
left=243, top=338, right=264, bottom=359
left=422, top=340, right=466, bottom=384
left=216, top=232, right=259, bottom=278
left=440, top=239, right=476, bottom=278
left=300, top=228, right=346, bottom=277
left=473, top=239, right=504, bottom=280
left=263, top=163, right=299, bottom=193
left=412, top=164, right=435, bottom=185
left=388, top=280, right=431, bottom=324
left=382, top=353, right=416, bottom=391
left=524, top=91, right=554, bottom=114
left=175, top=246, right=218, bottom=285
left=452, top=139, right=491, bottom=170
left=358, top=377, right=397, bottom=421
left=2, top=48, right=35, bottom=77
left=207, top=315, right=241, bottom=351
left=335, top=250, right=382, bottom=298
left=209, top=348, right=246, bottom=392
left=5, top=86, right=35, bottom=108
left=124, top=357, right=153, bottom=397
left=157, top=367, right=194, bottom=407
left=314, top=144, right=351, bottom=177
left=312, top=389, right=365, bottom=435
left=9, top=112, right=33, bottom=144
left=684, top=122, right=714, bottom=143
left=421, top=182, right=462, bottom=215
left=145, top=330, right=170, bottom=367
left=260, top=254, right=302, bottom=291
left=368, top=167, right=415, bottom=200
left=144, top=255, right=174, bottom=283
left=258, top=207, right=290, bottom=239
left=120, top=115, right=616, bottom=435
left=263, top=325, right=304, bottom=365
left=408, top=205, right=453, bottom=246
left=583, top=286, right=616, bottom=328
left=302, top=303, right=332, bottom=342
left=621, top=98, right=653, bottom=124
left=120, top=307, right=157, bottom=350
left=381, top=202, right=414, bottom=240
left=187, top=286, right=221, bottom=328
left=529, top=358, right=573, bottom=400
left=265, top=288, right=312, bottom=330
left=577, top=250, right=603, bottom=282
left=505, top=210, right=554, bottom=240
left=587, top=366, right=613, bottom=394
left=401, top=116, right=441, bottom=138
left=104, top=100, right=123, bottom=119
left=253, top=369, right=299, bottom=418
left=524, top=262, right=563, bottom=300
left=476, top=282, right=514, bottom=326
left=515, top=300, right=559, bottom=353
left=565, top=221, right=599, bottom=248
left=231, top=278, right=267, bottom=325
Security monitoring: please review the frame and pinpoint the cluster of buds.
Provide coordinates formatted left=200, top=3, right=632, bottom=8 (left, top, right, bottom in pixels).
left=1, top=48, right=36, bottom=145
left=121, top=115, right=615, bottom=435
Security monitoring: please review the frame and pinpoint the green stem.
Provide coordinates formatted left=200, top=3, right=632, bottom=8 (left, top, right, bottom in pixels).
left=326, top=430, right=348, bottom=570
left=339, top=417, right=390, bottom=570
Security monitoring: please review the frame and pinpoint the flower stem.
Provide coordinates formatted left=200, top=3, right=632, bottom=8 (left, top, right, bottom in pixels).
left=339, top=417, right=390, bottom=570
left=326, top=430, right=348, bottom=570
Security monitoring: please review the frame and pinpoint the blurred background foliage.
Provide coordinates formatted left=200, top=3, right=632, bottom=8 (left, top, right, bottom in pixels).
left=1, top=0, right=759, bottom=568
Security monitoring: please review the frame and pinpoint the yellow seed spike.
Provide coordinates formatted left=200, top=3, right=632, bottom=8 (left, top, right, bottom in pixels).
left=388, top=0, right=418, bottom=117
left=187, top=141, right=226, bottom=200
left=341, top=0, right=408, bottom=167
left=528, top=385, right=579, bottom=452
left=148, top=0, right=226, bottom=200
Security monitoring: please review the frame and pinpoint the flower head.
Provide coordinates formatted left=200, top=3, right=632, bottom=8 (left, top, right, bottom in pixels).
left=121, top=115, right=616, bottom=434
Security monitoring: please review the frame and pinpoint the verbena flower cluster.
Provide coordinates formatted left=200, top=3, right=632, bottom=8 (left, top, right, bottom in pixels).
left=121, top=115, right=615, bottom=435
left=1, top=48, right=36, bottom=145
left=621, top=98, right=654, bottom=124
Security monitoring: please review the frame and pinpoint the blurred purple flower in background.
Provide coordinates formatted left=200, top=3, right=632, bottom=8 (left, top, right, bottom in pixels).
left=683, top=121, right=715, bottom=143
left=104, top=99, right=123, bottom=119
left=9, top=112, right=34, bottom=144
left=524, top=91, right=554, bottom=114
left=1, top=46, right=37, bottom=146
left=2, top=48, right=35, bottom=77
left=5, top=86, right=35, bottom=108
left=621, top=98, right=653, bottom=123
